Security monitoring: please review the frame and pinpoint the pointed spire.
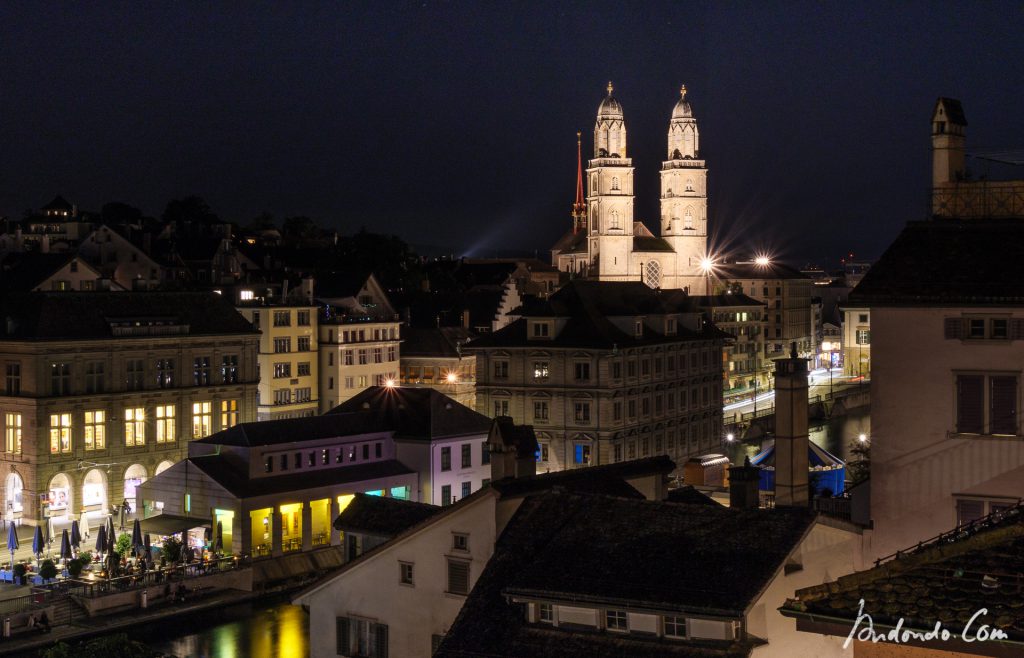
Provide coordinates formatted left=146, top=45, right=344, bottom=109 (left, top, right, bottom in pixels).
left=607, top=81, right=614, bottom=96
left=680, top=84, right=687, bottom=99
left=572, top=131, right=587, bottom=233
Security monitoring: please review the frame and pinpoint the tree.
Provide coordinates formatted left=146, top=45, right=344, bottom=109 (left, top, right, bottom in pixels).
left=67, top=557, right=84, bottom=579
left=101, top=202, right=144, bottom=225
left=115, top=532, right=132, bottom=558
left=281, top=215, right=320, bottom=242
left=248, top=211, right=277, bottom=231
left=160, top=535, right=183, bottom=564
left=39, top=558, right=57, bottom=581
left=162, top=196, right=219, bottom=227
left=847, top=440, right=871, bottom=486
left=41, top=633, right=168, bottom=658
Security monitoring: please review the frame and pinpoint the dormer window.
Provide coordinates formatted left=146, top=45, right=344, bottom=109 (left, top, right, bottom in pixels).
left=606, top=610, right=628, bottom=631
left=635, top=321, right=643, bottom=337
left=666, top=318, right=677, bottom=335
left=532, top=322, right=551, bottom=339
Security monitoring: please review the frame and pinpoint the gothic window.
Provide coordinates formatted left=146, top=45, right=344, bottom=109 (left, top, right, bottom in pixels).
left=592, top=176, right=598, bottom=193
left=684, top=209, right=694, bottom=230
left=686, top=179, right=694, bottom=192
left=611, top=176, right=620, bottom=191
left=610, top=210, right=620, bottom=230
left=644, top=261, right=662, bottom=289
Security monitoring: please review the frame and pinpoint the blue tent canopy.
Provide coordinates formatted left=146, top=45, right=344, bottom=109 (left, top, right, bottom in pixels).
left=750, top=440, right=846, bottom=496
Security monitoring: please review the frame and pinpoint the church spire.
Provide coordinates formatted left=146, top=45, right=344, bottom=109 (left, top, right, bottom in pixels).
left=572, top=131, right=586, bottom=233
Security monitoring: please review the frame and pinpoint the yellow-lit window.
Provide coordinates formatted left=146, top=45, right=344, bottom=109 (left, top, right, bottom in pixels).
left=4, top=413, right=21, bottom=454
left=49, top=413, right=71, bottom=453
left=220, top=399, right=238, bottom=429
left=84, top=410, right=106, bottom=450
left=193, top=401, right=212, bottom=438
left=125, top=407, right=145, bottom=446
left=156, top=405, right=175, bottom=443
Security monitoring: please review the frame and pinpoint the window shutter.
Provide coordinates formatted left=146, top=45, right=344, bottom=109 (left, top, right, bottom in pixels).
left=374, top=623, right=389, bottom=658
left=956, top=375, right=984, bottom=434
left=336, top=617, right=350, bottom=656
left=448, top=559, right=470, bottom=595
left=1011, top=319, right=1024, bottom=340
left=990, top=376, right=1017, bottom=435
left=944, top=318, right=964, bottom=339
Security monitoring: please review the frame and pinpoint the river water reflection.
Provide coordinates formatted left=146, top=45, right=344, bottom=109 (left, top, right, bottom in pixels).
left=139, top=601, right=308, bottom=658
left=726, top=407, right=871, bottom=468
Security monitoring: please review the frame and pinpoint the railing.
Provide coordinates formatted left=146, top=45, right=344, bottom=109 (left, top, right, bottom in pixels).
left=68, top=556, right=249, bottom=598
left=759, top=492, right=775, bottom=509
left=813, top=496, right=852, bottom=521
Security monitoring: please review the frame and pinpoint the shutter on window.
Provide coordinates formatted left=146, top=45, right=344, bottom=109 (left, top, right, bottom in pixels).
left=944, top=318, right=964, bottom=339
left=956, top=375, right=984, bottom=433
left=448, top=559, right=469, bottom=595
left=336, top=617, right=350, bottom=656
left=1011, top=319, right=1024, bottom=340
left=374, top=624, right=389, bottom=658
left=991, top=376, right=1017, bottom=435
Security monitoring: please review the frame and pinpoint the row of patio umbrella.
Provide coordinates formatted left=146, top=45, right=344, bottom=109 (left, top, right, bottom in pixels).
left=5, top=516, right=153, bottom=568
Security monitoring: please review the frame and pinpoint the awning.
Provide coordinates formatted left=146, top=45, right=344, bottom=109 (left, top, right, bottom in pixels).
left=139, top=514, right=211, bottom=536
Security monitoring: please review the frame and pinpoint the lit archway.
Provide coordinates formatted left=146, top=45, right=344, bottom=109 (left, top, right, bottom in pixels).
left=155, top=460, right=174, bottom=476
left=82, top=469, right=107, bottom=512
left=4, top=473, right=23, bottom=517
left=123, top=464, right=147, bottom=510
left=47, top=473, right=73, bottom=519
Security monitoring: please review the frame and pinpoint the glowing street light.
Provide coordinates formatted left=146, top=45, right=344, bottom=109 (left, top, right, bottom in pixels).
left=445, top=372, right=459, bottom=384
left=385, top=379, right=396, bottom=388
left=858, top=433, right=868, bottom=443
left=726, top=432, right=735, bottom=442
left=699, top=255, right=716, bottom=295
left=754, top=254, right=771, bottom=267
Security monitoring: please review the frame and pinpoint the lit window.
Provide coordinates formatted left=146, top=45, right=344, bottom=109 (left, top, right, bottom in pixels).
left=533, top=362, right=549, bottom=380
left=221, top=399, right=239, bottom=429
left=240, top=290, right=254, bottom=301
left=5, top=413, right=22, bottom=454
left=125, top=407, right=145, bottom=446
left=193, top=401, right=212, bottom=438
left=84, top=410, right=106, bottom=450
left=49, top=413, right=71, bottom=453
left=538, top=603, right=553, bottom=623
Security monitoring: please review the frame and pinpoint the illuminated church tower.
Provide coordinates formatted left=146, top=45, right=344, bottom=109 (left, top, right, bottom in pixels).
left=660, top=85, right=708, bottom=292
left=587, top=82, right=635, bottom=280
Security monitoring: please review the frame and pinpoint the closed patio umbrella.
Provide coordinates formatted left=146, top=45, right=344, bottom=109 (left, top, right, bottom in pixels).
left=42, top=519, right=51, bottom=555
left=144, top=533, right=152, bottom=562
left=214, top=521, right=223, bottom=553
left=105, top=516, right=116, bottom=546
left=131, top=519, right=144, bottom=557
left=60, top=529, right=72, bottom=562
left=70, top=520, right=81, bottom=549
left=7, top=522, right=18, bottom=568
left=94, top=524, right=107, bottom=555
left=32, top=525, right=44, bottom=558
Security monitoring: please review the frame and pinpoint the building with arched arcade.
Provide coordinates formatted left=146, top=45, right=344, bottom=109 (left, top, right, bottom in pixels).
left=0, top=292, right=259, bottom=532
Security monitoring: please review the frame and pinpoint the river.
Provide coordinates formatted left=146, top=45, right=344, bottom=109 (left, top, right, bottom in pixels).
left=726, top=407, right=871, bottom=466
left=136, top=600, right=308, bottom=658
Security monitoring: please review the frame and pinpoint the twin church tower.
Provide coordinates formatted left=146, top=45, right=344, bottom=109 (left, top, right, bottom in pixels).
left=551, top=82, right=708, bottom=292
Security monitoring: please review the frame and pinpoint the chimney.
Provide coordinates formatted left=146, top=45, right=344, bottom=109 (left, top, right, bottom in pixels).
left=773, top=342, right=810, bottom=507
left=729, top=457, right=761, bottom=509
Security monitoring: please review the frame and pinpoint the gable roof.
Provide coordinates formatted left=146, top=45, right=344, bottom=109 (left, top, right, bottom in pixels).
left=849, top=219, right=1024, bottom=306
left=489, top=455, right=672, bottom=499
left=326, top=386, right=492, bottom=440
left=41, top=195, right=73, bottom=212
left=0, top=291, right=255, bottom=340
left=333, top=493, right=444, bottom=536
left=0, top=253, right=85, bottom=291
left=436, top=491, right=812, bottom=657
left=400, top=326, right=475, bottom=358
left=933, top=97, right=967, bottom=126
left=193, top=413, right=394, bottom=448
left=488, top=417, right=539, bottom=460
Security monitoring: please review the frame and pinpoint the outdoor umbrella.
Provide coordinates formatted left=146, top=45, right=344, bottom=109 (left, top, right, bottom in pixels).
left=214, top=521, right=223, bottom=554
left=42, top=519, right=51, bottom=555
left=70, top=520, right=81, bottom=550
left=32, top=525, right=44, bottom=558
left=59, top=529, right=71, bottom=562
left=144, top=533, right=152, bottom=563
left=105, top=516, right=116, bottom=546
left=94, top=524, right=107, bottom=555
left=7, top=522, right=19, bottom=568
left=131, top=519, right=144, bottom=558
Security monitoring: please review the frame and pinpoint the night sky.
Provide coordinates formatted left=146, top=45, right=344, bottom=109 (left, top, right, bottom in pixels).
left=4, top=2, right=1024, bottom=266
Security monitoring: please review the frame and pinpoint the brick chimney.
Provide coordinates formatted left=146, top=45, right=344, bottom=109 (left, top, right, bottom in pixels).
left=774, top=342, right=809, bottom=507
left=729, top=457, right=761, bottom=509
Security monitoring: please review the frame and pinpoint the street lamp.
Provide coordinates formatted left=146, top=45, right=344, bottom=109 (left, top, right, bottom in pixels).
left=726, top=433, right=735, bottom=442
left=699, top=256, right=715, bottom=295
left=858, top=433, right=868, bottom=443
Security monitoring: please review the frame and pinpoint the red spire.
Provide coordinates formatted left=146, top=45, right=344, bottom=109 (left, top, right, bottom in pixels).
left=572, top=131, right=586, bottom=233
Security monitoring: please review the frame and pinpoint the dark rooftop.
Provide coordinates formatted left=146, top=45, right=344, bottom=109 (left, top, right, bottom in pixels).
left=436, top=490, right=810, bottom=657
left=326, top=386, right=492, bottom=439
left=0, top=292, right=256, bottom=340
left=633, top=235, right=676, bottom=252
left=690, top=293, right=767, bottom=308
left=40, top=195, right=73, bottom=212
left=189, top=454, right=414, bottom=499
left=783, top=504, right=1024, bottom=644
left=333, top=492, right=443, bottom=536
left=0, top=253, right=81, bottom=292
left=934, top=97, right=967, bottom=126
left=489, top=455, right=673, bottom=499
left=666, top=485, right=719, bottom=506
left=849, top=219, right=1024, bottom=306
left=194, top=413, right=395, bottom=448
left=488, top=417, right=540, bottom=460
left=400, top=326, right=475, bottom=358
left=716, top=262, right=810, bottom=281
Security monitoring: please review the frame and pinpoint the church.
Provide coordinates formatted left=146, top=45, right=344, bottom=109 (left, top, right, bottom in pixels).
left=550, top=83, right=709, bottom=292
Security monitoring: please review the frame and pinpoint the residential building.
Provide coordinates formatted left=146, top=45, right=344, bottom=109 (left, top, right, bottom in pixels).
left=716, top=261, right=814, bottom=361
left=0, top=292, right=259, bottom=530
left=783, top=504, right=1024, bottom=657
left=692, top=294, right=768, bottom=397
left=236, top=292, right=319, bottom=421
left=467, top=280, right=729, bottom=472
left=0, top=252, right=121, bottom=292
left=841, top=305, right=870, bottom=379
left=399, top=327, right=477, bottom=408
left=76, top=224, right=165, bottom=290
left=318, top=274, right=401, bottom=411
left=550, top=83, right=710, bottom=292
left=855, top=98, right=1024, bottom=560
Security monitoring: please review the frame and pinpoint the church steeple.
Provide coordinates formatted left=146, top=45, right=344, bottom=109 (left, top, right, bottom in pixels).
left=572, top=131, right=586, bottom=234
left=594, top=81, right=627, bottom=158
left=587, top=82, right=635, bottom=281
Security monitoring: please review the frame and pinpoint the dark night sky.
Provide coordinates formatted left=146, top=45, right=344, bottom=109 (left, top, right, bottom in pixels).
left=4, top=2, right=1024, bottom=266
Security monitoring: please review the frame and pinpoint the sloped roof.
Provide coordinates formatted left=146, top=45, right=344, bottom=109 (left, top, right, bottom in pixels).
left=690, top=293, right=767, bottom=308
left=41, top=195, right=73, bottom=212
left=333, top=493, right=443, bottom=536
left=716, top=262, right=810, bottom=281
left=633, top=235, right=676, bottom=252
left=326, top=386, right=492, bottom=439
left=400, top=326, right=475, bottom=358
left=849, top=219, right=1024, bottom=306
left=551, top=228, right=588, bottom=254
left=666, top=485, right=719, bottom=506
left=436, top=490, right=811, bottom=657
left=934, top=97, right=967, bottom=126
left=489, top=455, right=672, bottom=499
left=193, top=413, right=395, bottom=448
left=488, top=417, right=539, bottom=460
left=783, top=504, right=1024, bottom=643
left=0, top=292, right=255, bottom=340
left=0, top=253, right=79, bottom=291
left=189, top=454, right=414, bottom=499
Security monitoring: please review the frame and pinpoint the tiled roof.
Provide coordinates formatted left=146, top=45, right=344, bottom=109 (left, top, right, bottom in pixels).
left=194, top=413, right=395, bottom=448
left=935, top=97, right=967, bottom=126
left=333, top=493, right=443, bottom=536
left=783, top=504, right=1024, bottom=643
left=633, top=235, right=676, bottom=252
left=551, top=228, right=588, bottom=254
left=666, top=485, right=719, bottom=506
left=326, top=386, right=492, bottom=439
left=849, top=219, right=1024, bottom=305
left=189, top=454, right=414, bottom=499
left=400, top=326, right=475, bottom=358
left=489, top=455, right=672, bottom=499
left=436, top=490, right=810, bottom=657
left=0, top=292, right=255, bottom=340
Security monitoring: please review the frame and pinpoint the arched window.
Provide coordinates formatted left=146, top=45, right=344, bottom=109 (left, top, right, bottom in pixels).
left=684, top=210, right=694, bottom=230
left=5, top=473, right=23, bottom=514
left=611, top=177, right=620, bottom=191
left=610, top=210, right=620, bottom=230
left=592, top=176, right=598, bottom=192
left=686, top=179, right=694, bottom=192
left=644, top=261, right=662, bottom=289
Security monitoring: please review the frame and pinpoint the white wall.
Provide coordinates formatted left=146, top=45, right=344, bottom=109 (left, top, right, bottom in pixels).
left=430, top=435, right=491, bottom=506
left=298, top=493, right=496, bottom=658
